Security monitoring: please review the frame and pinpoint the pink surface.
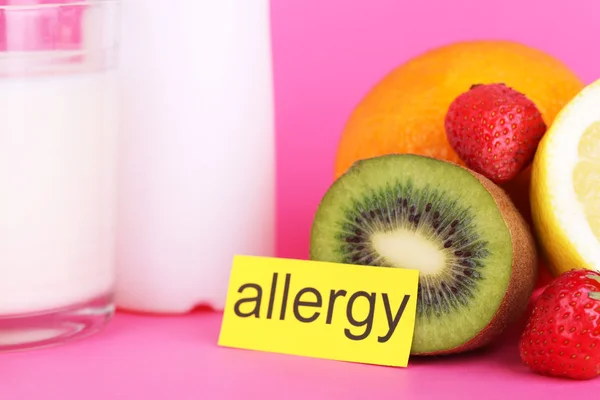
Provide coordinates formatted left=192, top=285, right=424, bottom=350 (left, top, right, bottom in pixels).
left=4, top=0, right=600, bottom=397
left=1, top=310, right=598, bottom=399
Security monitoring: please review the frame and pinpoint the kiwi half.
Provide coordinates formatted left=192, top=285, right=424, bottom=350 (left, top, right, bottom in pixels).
left=310, top=154, right=537, bottom=356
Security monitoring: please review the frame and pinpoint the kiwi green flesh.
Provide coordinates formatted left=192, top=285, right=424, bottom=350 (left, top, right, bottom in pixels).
left=309, top=154, right=514, bottom=354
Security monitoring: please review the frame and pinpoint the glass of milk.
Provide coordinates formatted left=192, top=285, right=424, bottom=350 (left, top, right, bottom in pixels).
left=0, top=0, right=120, bottom=351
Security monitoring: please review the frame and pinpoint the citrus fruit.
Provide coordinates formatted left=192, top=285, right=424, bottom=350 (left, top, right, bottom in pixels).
left=333, top=39, right=583, bottom=288
left=531, top=78, right=600, bottom=277
left=333, top=40, right=584, bottom=180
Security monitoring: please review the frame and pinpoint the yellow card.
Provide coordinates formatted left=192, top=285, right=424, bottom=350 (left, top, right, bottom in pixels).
left=217, top=255, right=419, bottom=367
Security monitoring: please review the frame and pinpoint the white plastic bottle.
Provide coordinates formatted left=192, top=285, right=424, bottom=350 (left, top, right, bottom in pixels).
left=116, top=0, right=275, bottom=313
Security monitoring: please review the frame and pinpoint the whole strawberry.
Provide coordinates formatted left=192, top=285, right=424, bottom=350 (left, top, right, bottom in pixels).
left=444, top=83, right=546, bottom=184
left=519, top=269, right=600, bottom=380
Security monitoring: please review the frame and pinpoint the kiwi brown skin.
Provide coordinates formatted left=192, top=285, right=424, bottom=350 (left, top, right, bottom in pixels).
left=414, top=164, right=538, bottom=356
left=501, top=165, right=555, bottom=289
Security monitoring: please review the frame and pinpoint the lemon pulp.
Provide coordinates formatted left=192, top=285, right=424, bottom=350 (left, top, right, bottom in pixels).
left=574, top=121, right=600, bottom=241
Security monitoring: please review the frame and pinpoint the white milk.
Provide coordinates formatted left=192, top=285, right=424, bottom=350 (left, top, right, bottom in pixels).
left=116, top=0, right=275, bottom=313
left=0, top=70, right=118, bottom=315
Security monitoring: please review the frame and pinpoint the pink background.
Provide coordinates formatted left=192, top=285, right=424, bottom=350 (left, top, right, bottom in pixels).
left=273, top=0, right=600, bottom=260
left=4, top=0, right=600, bottom=398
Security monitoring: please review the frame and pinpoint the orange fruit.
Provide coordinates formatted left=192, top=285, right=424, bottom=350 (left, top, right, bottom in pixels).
left=334, top=40, right=584, bottom=180
left=333, top=40, right=585, bottom=289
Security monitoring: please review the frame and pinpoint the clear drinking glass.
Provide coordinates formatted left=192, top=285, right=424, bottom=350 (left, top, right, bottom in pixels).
left=0, top=0, right=120, bottom=351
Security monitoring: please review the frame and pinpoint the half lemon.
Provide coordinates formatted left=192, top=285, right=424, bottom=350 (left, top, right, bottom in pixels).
left=531, top=77, right=600, bottom=276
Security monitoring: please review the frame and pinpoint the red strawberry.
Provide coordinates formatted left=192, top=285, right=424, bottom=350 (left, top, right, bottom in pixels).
left=519, top=269, right=600, bottom=380
left=444, top=83, right=546, bottom=184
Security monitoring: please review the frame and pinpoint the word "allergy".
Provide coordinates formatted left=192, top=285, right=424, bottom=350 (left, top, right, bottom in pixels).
left=232, top=272, right=411, bottom=343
